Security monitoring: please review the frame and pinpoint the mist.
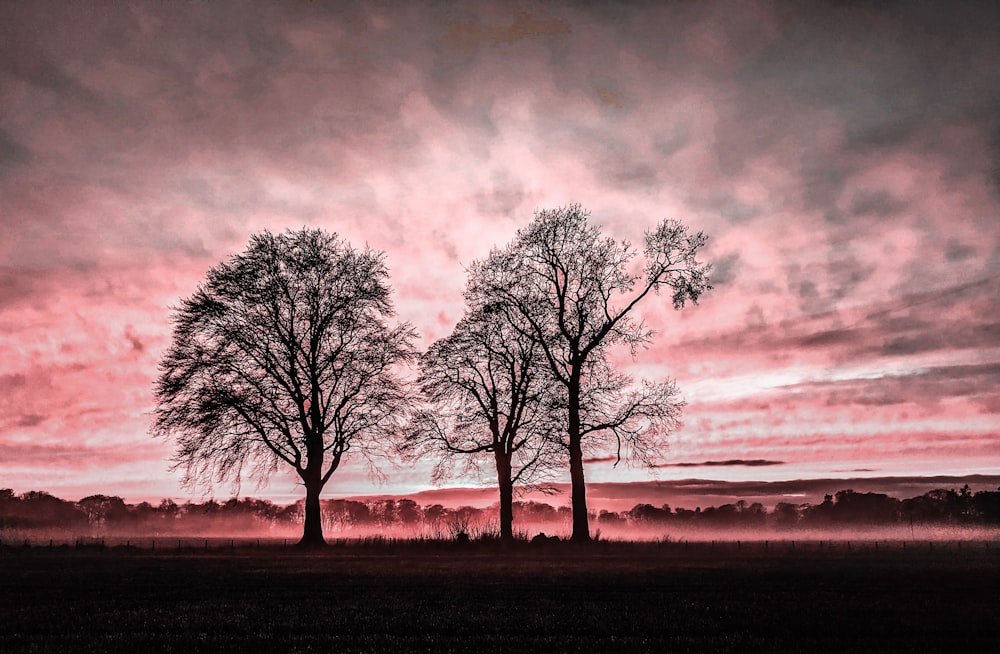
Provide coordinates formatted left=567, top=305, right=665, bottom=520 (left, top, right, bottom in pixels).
left=3, top=485, right=998, bottom=547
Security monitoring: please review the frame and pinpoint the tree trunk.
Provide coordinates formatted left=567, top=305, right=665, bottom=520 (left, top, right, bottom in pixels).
left=298, top=438, right=327, bottom=548
left=495, top=452, right=515, bottom=543
left=299, top=481, right=326, bottom=547
left=568, top=376, right=590, bottom=542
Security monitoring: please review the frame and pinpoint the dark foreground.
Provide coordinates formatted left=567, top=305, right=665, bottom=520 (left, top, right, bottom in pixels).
left=1, top=541, right=998, bottom=653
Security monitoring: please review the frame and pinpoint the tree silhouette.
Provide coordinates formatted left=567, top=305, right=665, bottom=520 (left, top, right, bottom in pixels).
left=78, top=494, right=129, bottom=527
left=468, top=205, right=711, bottom=541
left=405, top=305, right=562, bottom=543
left=152, top=228, right=414, bottom=547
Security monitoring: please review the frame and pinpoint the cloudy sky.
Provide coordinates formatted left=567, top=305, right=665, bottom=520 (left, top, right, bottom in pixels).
left=2, top=1, right=999, bottom=503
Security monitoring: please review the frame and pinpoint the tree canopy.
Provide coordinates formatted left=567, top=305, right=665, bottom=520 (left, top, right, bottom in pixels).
left=406, top=304, right=562, bottom=542
left=152, top=228, right=414, bottom=546
left=467, top=205, right=711, bottom=540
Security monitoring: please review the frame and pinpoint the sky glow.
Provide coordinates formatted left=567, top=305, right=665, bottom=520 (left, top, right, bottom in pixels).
left=1, top=1, right=998, bottom=503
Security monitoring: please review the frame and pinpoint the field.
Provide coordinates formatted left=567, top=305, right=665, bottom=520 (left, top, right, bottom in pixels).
left=2, top=540, right=998, bottom=652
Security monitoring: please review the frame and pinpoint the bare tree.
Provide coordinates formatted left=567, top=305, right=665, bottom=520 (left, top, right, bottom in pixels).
left=468, top=205, right=711, bottom=541
left=406, top=305, right=562, bottom=542
left=153, top=228, right=414, bottom=547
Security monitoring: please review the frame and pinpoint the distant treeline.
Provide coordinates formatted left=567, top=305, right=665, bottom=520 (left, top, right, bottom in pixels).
left=2, top=486, right=999, bottom=534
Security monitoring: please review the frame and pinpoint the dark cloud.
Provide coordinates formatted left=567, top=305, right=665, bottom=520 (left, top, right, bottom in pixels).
left=583, top=456, right=618, bottom=464
left=741, top=2, right=1000, bottom=145
left=827, top=254, right=876, bottom=301
left=672, top=269, right=999, bottom=374
left=991, top=124, right=1000, bottom=200
left=428, top=230, right=460, bottom=262
left=0, top=46, right=104, bottom=110
left=798, top=362, right=1000, bottom=408
left=796, top=328, right=861, bottom=349
left=653, top=125, right=690, bottom=158
left=795, top=279, right=822, bottom=312
left=872, top=301, right=1000, bottom=356
left=0, top=442, right=135, bottom=467
left=849, top=189, right=906, bottom=218
left=692, top=193, right=762, bottom=224
left=0, top=373, right=27, bottom=392
left=15, top=414, right=45, bottom=428
left=593, top=86, right=624, bottom=109
left=0, top=129, right=31, bottom=172
left=0, top=268, right=36, bottom=308
left=656, top=459, right=785, bottom=468
left=474, top=173, right=528, bottom=217
left=709, top=253, right=740, bottom=286
left=944, top=239, right=976, bottom=263
left=124, top=326, right=144, bottom=353
left=438, top=8, right=571, bottom=55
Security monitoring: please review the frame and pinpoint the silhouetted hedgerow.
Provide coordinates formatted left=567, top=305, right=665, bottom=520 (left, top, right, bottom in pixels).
left=2, top=485, right=998, bottom=536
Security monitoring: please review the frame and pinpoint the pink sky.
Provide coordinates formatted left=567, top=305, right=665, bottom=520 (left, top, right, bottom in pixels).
left=1, top=1, right=999, bottom=504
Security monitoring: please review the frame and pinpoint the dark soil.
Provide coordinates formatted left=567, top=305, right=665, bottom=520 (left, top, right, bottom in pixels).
left=1, top=540, right=997, bottom=652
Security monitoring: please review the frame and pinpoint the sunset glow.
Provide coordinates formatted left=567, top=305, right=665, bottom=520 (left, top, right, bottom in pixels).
left=1, top=2, right=998, bottom=505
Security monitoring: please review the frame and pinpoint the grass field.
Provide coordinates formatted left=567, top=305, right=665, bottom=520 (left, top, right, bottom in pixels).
left=2, top=540, right=998, bottom=652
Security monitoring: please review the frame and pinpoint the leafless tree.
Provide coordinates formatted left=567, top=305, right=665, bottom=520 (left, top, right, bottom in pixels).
left=405, top=305, right=562, bottom=542
left=152, top=228, right=415, bottom=547
left=468, top=205, right=711, bottom=541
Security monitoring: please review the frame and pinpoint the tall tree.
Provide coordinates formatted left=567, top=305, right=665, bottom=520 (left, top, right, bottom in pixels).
left=468, top=205, right=711, bottom=541
left=153, top=228, right=414, bottom=547
left=406, top=306, right=561, bottom=542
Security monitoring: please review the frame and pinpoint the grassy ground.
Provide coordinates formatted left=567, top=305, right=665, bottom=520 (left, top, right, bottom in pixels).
left=1, top=540, right=997, bottom=652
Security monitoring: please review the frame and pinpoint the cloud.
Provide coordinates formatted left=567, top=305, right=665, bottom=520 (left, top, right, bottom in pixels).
left=438, top=8, right=572, bottom=55
left=583, top=456, right=618, bottom=465
left=656, top=460, right=786, bottom=468
left=0, top=128, right=31, bottom=173
left=124, top=325, right=145, bottom=353
left=1, top=0, right=998, bottom=500
left=593, top=86, right=624, bottom=109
